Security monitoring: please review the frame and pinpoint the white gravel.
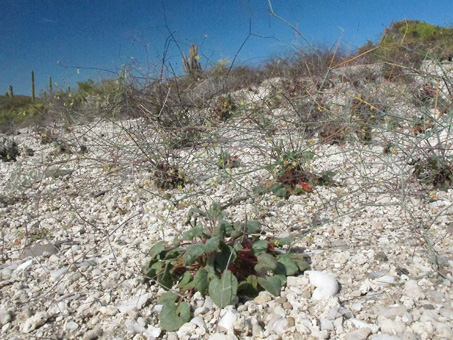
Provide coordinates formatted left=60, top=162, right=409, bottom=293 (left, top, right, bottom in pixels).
left=1, top=67, right=453, bottom=339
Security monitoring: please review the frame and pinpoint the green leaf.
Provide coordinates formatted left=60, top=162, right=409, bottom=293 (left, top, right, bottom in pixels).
left=178, top=271, right=193, bottom=290
left=238, top=274, right=260, bottom=297
left=194, top=268, right=209, bottom=295
left=182, top=226, right=203, bottom=240
left=253, top=184, right=269, bottom=195
left=149, top=241, right=166, bottom=258
left=144, top=259, right=162, bottom=282
left=159, top=293, right=191, bottom=332
left=208, top=202, right=223, bottom=220
left=164, top=248, right=183, bottom=260
left=214, top=242, right=236, bottom=272
left=185, top=207, right=207, bottom=226
left=158, top=263, right=173, bottom=289
left=275, top=235, right=295, bottom=246
left=183, top=237, right=220, bottom=266
left=255, top=253, right=277, bottom=275
left=246, top=220, right=262, bottom=234
left=237, top=281, right=259, bottom=297
left=258, top=276, right=282, bottom=296
left=252, top=240, right=269, bottom=255
left=183, top=244, right=206, bottom=266
left=318, top=170, right=336, bottom=186
left=213, top=219, right=233, bottom=238
left=277, top=254, right=299, bottom=276
left=271, top=183, right=288, bottom=198
left=203, top=237, right=220, bottom=252
left=209, top=270, right=238, bottom=308
left=289, top=253, right=311, bottom=272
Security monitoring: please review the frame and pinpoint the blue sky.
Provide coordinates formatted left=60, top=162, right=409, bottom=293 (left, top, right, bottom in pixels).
left=1, top=0, right=453, bottom=96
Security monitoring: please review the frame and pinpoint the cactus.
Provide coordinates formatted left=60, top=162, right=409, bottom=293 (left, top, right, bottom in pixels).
left=8, top=85, right=13, bottom=98
left=182, top=43, right=202, bottom=78
left=49, top=77, right=52, bottom=93
left=31, top=71, right=35, bottom=101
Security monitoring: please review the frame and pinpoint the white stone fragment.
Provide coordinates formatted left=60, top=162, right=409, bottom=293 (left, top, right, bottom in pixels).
left=116, top=294, right=150, bottom=313
left=21, top=311, right=49, bottom=333
left=306, top=271, right=340, bottom=300
left=144, top=325, right=161, bottom=340
left=16, top=259, right=33, bottom=271
left=218, top=310, right=237, bottom=334
left=349, top=318, right=379, bottom=333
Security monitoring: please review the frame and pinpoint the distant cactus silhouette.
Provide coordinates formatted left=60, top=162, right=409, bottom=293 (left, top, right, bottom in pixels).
left=31, top=71, right=35, bottom=101
left=8, top=85, right=13, bottom=98
left=182, top=43, right=202, bottom=78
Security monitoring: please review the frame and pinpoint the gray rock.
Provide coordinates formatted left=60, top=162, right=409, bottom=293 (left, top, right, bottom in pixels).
left=20, top=243, right=59, bottom=259
left=378, top=317, right=406, bottom=334
left=320, top=318, right=334, bottom=331
left=44, top=168, right=74, bottom=178
left=369, top=335, right=400, bottom=340
left=345, top=327, right=371, bottom=340
left=0, top=308, right=12, bottom=326
left=374, top=251, right=388, bottom=262
left=83, top=326, right=103, bottom=340
left=404, top=280, right=424, bottom=300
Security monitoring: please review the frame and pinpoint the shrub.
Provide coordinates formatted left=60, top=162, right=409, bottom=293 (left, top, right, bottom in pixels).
left=153, top=162, right=187, bottom=190
left=0, top=138, right=20, bottom=162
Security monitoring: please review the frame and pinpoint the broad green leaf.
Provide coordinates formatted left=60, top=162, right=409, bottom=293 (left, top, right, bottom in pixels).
left=183, top=238, right=220, bottom=266
left=159, top=293, right=190, bottom=332
left=178, top=271, right=193, bottom=290
left=246, top=220, right=262, bottom=234
left=144, top=259, right=162, bottom=282
left=209, top=270, right=238, bottom=308
left=194, top=268, right=209, bottom=295
left=275, top=235, right=295, bottom=246
left=203, top=237, right=220, bottom=252
left=255, top=253, right=277, bottom=275
left=183, top=244, right=206, bottom=266
left=158, top=262, right=173, bottom=289
left=237, top=281, right=259, bottom=298
left=182, top=226, right=203, bottom=240
left=164, top=248, right=183, bottom=260
left=252, top=240, right=269, bottom=255
left=213, top=219, right=233, bottom=238
left=289, top=253, right=311, bottom=272
left=149, top=241, right=166, bottom=258
left=277, top=254, right=299, bottom=276
left=258, top=276, right=282, bottom=296
left=214, top=242, right=236, bottom=272
left=158, top=291, right=178, bottom=304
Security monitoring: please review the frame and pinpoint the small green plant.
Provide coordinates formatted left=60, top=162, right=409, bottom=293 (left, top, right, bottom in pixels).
left=153, top=162, right=187, bottom=189
left=218, top=149, right=240, bottom=169
left=0, top=138, right=20, bottom=162
left=254, top=148, right=336, bottom=198
left=211, top=95, right=237, bottom=121
left=144, top=203, right=310, bottom=331
left=412, top=156, right=453, bottom=190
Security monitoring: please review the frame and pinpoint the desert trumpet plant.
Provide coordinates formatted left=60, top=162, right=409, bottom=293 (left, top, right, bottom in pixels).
left=182, top=43, right=202, bottom=78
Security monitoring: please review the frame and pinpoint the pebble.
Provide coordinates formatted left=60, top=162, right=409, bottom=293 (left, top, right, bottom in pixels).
left=21, top=311, right=49, bottom=333
left=345, top=327, right=372, bottom=340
